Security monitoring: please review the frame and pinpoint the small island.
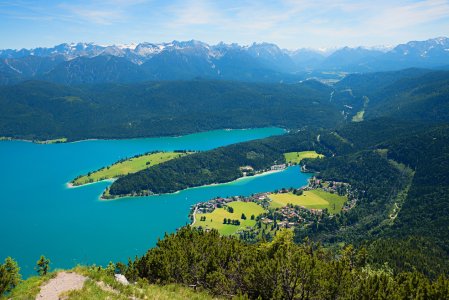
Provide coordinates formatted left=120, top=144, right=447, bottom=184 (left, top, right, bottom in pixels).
left=69, top=150, right=193, bottom=187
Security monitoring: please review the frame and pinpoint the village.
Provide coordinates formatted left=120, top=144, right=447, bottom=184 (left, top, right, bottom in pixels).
left=187, top=176, right=359, bottom=241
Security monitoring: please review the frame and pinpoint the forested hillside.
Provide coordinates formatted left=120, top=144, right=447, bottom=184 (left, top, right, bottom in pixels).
left=334, top=68, right=433, bottom=93
left=364, top=71, right=449, bottom=122
left=0, top=79, right=343, bottom=141
left=300, top=121, right=449, bottom=255
left=355, top=236, right=449, bottom=281
left=334, top=69, right=449, bottom=123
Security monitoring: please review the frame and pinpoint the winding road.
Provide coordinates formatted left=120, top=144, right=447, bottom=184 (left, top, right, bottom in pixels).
left=190, top=206, right=198, bottom=226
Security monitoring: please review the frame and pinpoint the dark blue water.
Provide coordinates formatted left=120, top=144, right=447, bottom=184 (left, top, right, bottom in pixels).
left=0, top=128, right=312, bottom=278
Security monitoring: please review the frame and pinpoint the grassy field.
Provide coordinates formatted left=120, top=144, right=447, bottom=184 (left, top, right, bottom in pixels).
left=352, top=110, right=365, bottom=122
left=268, top=201, right=285, bottom=209
left=72, top=152, right=187, bottom=186
left=353, top=96, right=369, bottom=122
left=34, top=138, right=67, bottom=144
left=0, top=137, right=12, bottom=140
left=194, top=201, right=266, bottom=235
left=269, top=190, right=347, bottom=213
left=284, top=151, right=324, bottom=164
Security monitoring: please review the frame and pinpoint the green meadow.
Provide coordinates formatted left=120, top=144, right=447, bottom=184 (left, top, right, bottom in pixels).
left=284, top=151, right=324, bottom=164
left=194, top=201, right=266, bottom=235
left=352, top=110, right=365, bottom=122
left=270, top=190, right=347, bottom=213
left=72, top=152, right=187, bottom=186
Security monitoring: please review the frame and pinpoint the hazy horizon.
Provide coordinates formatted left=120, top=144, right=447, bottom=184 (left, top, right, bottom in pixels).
left=1, top=0, right=448, bottom=50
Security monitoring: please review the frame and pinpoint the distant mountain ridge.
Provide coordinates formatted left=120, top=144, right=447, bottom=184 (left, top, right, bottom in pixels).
left=1, top=37, right=449, bottom=85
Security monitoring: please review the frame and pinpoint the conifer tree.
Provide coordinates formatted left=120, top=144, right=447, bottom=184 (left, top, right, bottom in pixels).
left=0, top=257, right=22, bottom=295
left=105, top=261, right=116, bottom=276
left=35, top=255, right=50, bottom=276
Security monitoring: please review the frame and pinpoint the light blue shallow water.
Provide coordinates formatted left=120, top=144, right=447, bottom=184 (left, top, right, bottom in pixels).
left=0, top=128, right=312, bottom=278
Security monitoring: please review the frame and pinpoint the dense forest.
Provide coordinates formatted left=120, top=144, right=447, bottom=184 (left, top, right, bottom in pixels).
left=297, top=122, right=449, bottom=250
left=334, top=69, right=449, bottom=123
left=0, top=79, right=344, bottom=141
left=3, top=68, right=449, bottom=141
left=355, top=236, right=449, bottom=281
left=119, top=227, right=449, bottom=299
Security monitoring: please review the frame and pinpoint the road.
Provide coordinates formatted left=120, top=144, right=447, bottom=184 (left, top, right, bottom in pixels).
left=190, top=206, right=198, bottom=226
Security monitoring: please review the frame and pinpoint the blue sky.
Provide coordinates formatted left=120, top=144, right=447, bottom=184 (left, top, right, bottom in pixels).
left=1, top=0, right=449, bottom=50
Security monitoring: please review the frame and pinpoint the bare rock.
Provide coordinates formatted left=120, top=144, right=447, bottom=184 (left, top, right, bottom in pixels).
left=114, top=274, right=129, bottom=285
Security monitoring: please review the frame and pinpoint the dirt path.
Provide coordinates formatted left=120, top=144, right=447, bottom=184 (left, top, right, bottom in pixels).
left=390, top=203, right=399, bottom=219
left=36, top=272, right=87, bottom=299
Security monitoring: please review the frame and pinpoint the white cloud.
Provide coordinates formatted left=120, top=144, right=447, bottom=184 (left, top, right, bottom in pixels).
left=58, top=3, right=126, bottom=25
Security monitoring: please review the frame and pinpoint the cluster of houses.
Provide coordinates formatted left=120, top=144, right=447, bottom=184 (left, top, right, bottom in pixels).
left=188, top=176, right=359, bottom=238
left=270, top=164, right=286, bottom=171
left=304, top=177, right=358, bottom=211
left=190, top=192, right=273, bottom=216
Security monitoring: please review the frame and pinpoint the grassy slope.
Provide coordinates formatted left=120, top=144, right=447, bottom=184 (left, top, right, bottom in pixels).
left=270, top=190, right=347, bottom=213
left=194, top=202, right=266, bottom=235
left=5, top=266, right=222, bottom=300
left=284, top=151, right=324, bottom=164
left=72, top=152, right=187, bottom=186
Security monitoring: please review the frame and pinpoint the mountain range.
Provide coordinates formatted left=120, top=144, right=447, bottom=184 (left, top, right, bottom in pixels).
left=0, top=37, right=448, bottom=85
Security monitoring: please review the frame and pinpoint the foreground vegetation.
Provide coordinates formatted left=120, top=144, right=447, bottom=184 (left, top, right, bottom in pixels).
left=5, top=228, right=449, bottom=299
left=96, top=228, right=449, bottom=299
left=2, top=265, right=222, bottom=300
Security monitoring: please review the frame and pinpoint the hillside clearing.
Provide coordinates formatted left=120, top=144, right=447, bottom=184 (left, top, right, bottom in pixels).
left=284, top=151, right=324, bottom=164
left=270, top=190, right=346, bottom=213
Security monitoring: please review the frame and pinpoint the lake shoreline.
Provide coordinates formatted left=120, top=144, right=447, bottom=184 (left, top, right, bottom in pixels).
left=101, top=167, right=290, bottom=201
left=66, top=178, right=116, bottom=189
left=2, top=127, right=288, bottom=145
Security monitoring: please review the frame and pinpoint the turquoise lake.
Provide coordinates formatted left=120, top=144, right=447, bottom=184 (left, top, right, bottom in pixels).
left=0, top=128, right=312, bottom=278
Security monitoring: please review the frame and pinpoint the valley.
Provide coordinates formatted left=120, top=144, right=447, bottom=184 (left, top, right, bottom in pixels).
left=2, top=36, right=449, bottom=299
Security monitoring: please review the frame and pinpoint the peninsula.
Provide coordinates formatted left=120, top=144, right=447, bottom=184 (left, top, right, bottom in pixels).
left=69, top=150, right=192, bottom=187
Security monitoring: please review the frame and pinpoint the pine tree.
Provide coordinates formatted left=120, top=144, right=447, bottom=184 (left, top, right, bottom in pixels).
left=0, top=257, right=22, bottom=295
left=35, top=255, right=50, bottom=276
left=105, top=261, right=116, bottom=276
